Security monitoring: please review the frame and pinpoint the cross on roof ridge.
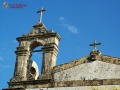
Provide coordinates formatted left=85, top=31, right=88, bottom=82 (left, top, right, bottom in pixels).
left=37, top=7, right=46, bottom=22
left=89, top=40, right=101, bottom=50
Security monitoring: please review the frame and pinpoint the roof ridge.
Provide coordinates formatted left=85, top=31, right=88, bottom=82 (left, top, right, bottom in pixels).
left=52, top=56, right=88, bottom=73
left=101, top=54, right=120, bottom=59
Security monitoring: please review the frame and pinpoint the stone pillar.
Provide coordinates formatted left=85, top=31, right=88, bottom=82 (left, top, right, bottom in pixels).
left=38, top=43, right=58, bottom=80
left=10, top=45, right=30, bottom=82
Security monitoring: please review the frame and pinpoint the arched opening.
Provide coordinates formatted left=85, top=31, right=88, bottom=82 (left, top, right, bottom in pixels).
left=30, top=46, right=43, bottom=75
left=29, top=41, right=44, bottom=78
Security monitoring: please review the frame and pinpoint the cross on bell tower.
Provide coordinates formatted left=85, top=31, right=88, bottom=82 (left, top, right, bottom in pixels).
left=37, top=7, right=46, bottom=22
left=89, top=40, right=101, bottom=50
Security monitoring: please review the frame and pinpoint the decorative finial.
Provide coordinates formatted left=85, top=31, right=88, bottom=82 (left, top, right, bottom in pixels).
left=89, top=40, right=101, bottom=60
left=37, top=7, right=46, bottom=22
left=89, top=40, right=101, bottom=50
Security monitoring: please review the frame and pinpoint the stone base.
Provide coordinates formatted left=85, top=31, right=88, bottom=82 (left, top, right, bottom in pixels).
left=3, top=79, right=51, bottom=90
left=38, top=74, right=52, bottom=80
left=10, top=76, right=27, bottom=82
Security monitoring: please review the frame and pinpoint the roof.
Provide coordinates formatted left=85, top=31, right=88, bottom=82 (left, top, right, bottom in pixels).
left=52, top=54, right=120, bottom=73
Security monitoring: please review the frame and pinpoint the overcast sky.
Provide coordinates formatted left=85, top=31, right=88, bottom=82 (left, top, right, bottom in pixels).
left=0, top=0, right=120, bottom=89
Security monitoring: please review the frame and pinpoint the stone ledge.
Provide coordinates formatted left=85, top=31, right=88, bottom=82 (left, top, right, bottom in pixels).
left=8, top=79, right=51, bottom=86
left=17, top=33, right=61, bottom=41
left=3, top=79, right=120, bottom=89
left=52, top=79, right=120, bottom=87
left=3, top=80, right=51, bottom=90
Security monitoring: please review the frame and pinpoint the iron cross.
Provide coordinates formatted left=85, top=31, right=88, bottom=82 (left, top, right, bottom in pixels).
left=37, top=7, right=46, bottom=22
left=89, top=40, right=101, bottom=50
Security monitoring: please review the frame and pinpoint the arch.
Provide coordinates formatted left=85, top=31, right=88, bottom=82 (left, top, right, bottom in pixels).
left=30, top=39, right=45, bottom=51
left=29, top=40, right=44, bottom=79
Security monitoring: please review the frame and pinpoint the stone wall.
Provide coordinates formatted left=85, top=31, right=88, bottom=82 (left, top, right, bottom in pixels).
left=26, top=85, right=120, bottom=90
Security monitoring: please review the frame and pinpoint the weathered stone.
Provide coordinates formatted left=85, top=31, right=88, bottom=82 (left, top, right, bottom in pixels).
left=9, top=22, right=61, bottom=83
left=53, top=60, right=120, bottom=82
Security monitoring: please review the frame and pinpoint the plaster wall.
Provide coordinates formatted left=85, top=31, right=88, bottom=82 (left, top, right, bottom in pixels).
left=54, top=61, right=120, bottom=81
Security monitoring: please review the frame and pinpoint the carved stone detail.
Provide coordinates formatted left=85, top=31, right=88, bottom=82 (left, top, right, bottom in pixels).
left=28, top=22, right=47, bottom=36
left=22, top=34, right=27, bottom=37
left=89, top=50, right=101, bottom=60
left=49, top=30, right=54, bottom=33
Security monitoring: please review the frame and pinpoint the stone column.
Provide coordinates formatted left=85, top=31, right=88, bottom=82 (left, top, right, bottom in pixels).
left=38, top=43, right=58, bottom=80
left=10, top=46, right=30, bottom=82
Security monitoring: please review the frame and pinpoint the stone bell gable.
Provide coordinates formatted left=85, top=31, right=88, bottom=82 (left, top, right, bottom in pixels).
left=10, top=22, right=61, bottom=83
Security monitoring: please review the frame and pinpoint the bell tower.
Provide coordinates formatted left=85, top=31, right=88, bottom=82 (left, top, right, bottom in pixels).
left=3, top=7, right=61, bottom=90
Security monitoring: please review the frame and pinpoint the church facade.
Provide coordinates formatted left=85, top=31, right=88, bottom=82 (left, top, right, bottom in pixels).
left=3, top=8, right=120, bottom=90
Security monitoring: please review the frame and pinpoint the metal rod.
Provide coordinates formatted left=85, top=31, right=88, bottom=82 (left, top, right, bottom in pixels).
left=32, top=50, right=42, bottom=53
